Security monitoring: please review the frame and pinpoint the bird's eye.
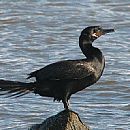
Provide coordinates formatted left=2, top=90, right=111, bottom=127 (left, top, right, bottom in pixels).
left=92, top=28, right=101, bottom=38
left=93, top=28, right=100, bottom=33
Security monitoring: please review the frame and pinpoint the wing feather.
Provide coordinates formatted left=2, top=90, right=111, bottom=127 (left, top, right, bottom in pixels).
left=27, top=60, right=94, bottom=81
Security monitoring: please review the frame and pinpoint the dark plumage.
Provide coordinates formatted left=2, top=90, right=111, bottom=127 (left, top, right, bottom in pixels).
left=0, top=26, right=114, bottom=109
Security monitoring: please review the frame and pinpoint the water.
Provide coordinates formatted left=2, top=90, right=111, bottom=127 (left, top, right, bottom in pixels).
left=0, top=0, right=130, bottom=130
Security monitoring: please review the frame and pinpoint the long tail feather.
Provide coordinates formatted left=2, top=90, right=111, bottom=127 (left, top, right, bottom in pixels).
left=0, top=79, right=36, bottom=98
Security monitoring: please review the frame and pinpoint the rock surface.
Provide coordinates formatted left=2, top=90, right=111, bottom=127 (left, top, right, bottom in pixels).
left=29, top=110, right=90, bottom=130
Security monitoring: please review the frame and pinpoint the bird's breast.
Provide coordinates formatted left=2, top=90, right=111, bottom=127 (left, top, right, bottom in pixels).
left=93, top=55, right=105, bottom=80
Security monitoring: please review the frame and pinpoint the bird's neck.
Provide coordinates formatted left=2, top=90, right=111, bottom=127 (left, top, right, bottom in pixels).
left=79, top=35, right=102, bottom=60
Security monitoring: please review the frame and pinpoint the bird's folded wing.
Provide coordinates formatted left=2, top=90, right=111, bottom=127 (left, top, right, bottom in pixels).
left=27, top=60, right=94, bottom=80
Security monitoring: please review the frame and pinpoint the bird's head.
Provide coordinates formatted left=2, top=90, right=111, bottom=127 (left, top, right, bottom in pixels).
left=80, top=26, right=114, bottom=42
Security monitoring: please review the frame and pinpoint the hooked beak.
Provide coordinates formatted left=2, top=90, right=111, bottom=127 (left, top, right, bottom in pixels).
left=102, top=28, right=115, bottom=34
left=92, top=28, right=114, bottom=38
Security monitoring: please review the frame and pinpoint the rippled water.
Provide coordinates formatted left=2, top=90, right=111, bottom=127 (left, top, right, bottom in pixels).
left=0, top=0, right=130, bottom=130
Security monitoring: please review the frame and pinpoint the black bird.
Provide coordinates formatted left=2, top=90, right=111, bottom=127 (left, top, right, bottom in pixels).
left=0, top=26, right=114, bottom=109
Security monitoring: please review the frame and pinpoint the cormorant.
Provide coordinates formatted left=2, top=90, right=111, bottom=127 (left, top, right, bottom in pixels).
left=0, top=26, right=114, bottom=109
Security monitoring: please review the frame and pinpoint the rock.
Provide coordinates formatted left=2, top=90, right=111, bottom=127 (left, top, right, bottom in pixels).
left=29, top=109, right=90, bottom=130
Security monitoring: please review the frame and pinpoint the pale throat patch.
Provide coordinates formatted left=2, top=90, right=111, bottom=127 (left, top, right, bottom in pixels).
left=92, top=33, right=98, bottom=38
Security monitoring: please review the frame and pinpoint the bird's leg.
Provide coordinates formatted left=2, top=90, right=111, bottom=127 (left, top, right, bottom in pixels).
left=62, top=90, right=70, bottom=110
left=63, top=99, right=69, bottom=110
